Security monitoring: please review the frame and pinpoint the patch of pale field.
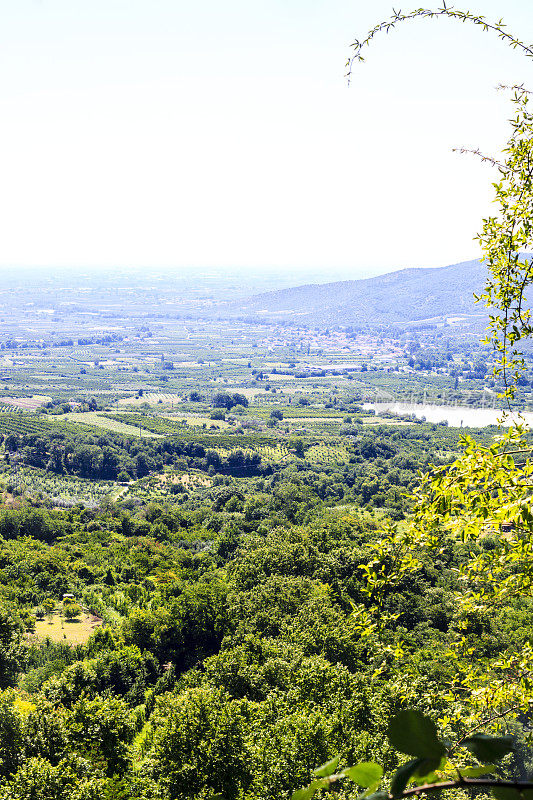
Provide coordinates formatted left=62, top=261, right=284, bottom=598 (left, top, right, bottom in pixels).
left=34, top=611, right=103, bottom=645
left=110, top=485, right=129, bottom=502
left=0, top=395, right=52, bottom=411
left=285, top=386, right=316, bottom=394
left=56, top=412, right=161, bottom=437
left=229, top=388, right=272, bottom=400
left=158, top=472, right=212, bottom=488
left=161, top=414, right=229, bottom=429
left=295, top=416, right=344, bottom=422
left=117, top=392, right=182, bottom=407
left=78, top=388, right=120, bottom=395
left=180, top=473, right=212, bottom=488
left=362, top=416, right=412, bottom=426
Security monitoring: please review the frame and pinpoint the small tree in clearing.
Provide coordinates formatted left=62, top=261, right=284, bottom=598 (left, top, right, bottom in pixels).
left=42, top=599, right=55, bottom=622
left=64, top=603, right=82, bottom=621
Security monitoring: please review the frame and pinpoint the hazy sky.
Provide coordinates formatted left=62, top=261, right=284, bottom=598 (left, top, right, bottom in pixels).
left=1, top=0, right=533, bottom=279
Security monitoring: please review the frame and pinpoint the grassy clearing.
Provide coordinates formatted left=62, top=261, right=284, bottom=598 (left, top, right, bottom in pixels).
left=159, top=471, right=212, bottom=488
left=34, top=611, right=103, bottom=645
left=124, top=470, right=213, bottom=502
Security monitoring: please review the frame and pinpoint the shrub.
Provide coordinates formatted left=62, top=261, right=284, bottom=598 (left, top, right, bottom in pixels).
left=64, top=604, right=82, bottom=621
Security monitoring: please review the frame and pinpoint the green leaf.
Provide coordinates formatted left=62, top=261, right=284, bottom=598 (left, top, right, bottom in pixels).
left=492, top=789, right=516, bottom=800
left=362, top=781, right=383, bottom=798
left=390, top=757, right=442, bottom=797
left=387, top=710, right=446, bottom=759
left=290, top=787, right=313, bottom=800
left=344, top=763, right=383, bottom=788
left=492, top=788, right=533, bottom=800
left=459, top=765, right=497, bottom=777
left=291, top=781, right=322, bottom=800
left=313, top=755, right=340, bottom=777
left=390, top=759, right=425, bottom=797
left=463, top=734, right=514, bottom=763
left=415, top=757, right=443, bottom=781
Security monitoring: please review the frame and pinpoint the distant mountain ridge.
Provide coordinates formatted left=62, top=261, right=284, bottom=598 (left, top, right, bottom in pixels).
left=226, top=259, right=490, bottom=328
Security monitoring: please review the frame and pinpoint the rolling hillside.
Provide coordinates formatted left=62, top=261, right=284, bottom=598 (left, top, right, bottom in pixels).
left=226, top=259, right=491, bottom=328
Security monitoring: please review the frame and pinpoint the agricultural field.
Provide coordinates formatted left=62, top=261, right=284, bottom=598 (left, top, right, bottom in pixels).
left=0, top=466, right=117, bottom=508
left=0, top=413, right=106, bottom=440
left=103, top=413, right=203, bottom=436
left=58, top=411, right=162, bottom=437
left=162, top=414, right=229, bottom=429
left=117, top=392, right=182, bottom=407
left=0, top=268, right=507, bottom=421
left=254, top=407, right=346, bottom=419
left=0, top=395, right=51, bottom=411
left=0, top=414, right=54, bottom=437
left=305, top=443, right=350, bottom=465
left=255, top=444, right=291, bottom=463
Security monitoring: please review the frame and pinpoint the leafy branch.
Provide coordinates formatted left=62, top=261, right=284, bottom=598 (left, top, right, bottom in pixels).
left=291, top=709, right=530, bottom=800
left=476, top=89, right=533, bottom=402
left=346, top=6, right=533, bottom=82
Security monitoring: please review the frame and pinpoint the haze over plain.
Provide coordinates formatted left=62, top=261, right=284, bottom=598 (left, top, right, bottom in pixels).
left=1, top=0, right=533, bottom=280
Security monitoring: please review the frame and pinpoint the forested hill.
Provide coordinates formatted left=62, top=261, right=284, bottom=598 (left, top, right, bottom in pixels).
left=227, top=259, right=489, bottom=327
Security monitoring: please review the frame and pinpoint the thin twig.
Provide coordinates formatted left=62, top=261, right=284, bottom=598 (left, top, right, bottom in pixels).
left=346, top=8, right=533, bottom=83
left=452, top=146, right=504, bottom=168
left=449, top=702, right=523, bottom=755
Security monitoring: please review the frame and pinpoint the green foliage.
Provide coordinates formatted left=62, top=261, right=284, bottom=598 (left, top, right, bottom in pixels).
left=477, top=91, right=533, bottom=400
left=463, top=734, right=514, bottom=763
left=213, top=392, right=249, bottom=410
left=148, top=687, right=253, bottom=800
left=0, top=757, right=79, bottom=800
left=291, top=708, right=527, bottom=800
left=67, top=696, right=135, bottom=776
left=63, top=604, right=82, bottom=621
left=387, top=710, right=446, bottom=759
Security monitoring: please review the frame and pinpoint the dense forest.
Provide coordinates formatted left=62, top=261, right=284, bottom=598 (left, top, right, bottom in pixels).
left=0, top=415, right=527, bottom=799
